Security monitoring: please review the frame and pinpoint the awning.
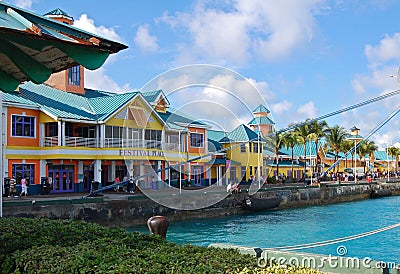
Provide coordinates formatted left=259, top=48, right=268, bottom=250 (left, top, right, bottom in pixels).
left=0, top=2, right=128, bottom=92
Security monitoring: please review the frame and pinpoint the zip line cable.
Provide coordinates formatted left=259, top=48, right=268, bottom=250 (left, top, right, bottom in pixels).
left=276, top=89, right=400, bottom=134
left=322, top=104, right=400, bottom=176
left=264, top=222, right=400, bottom=251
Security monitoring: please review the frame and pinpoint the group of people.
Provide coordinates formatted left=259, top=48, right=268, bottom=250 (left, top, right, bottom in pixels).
left=114, top=176, right=136, bottom=193
left=3, top=177, right=29, bottom=197
left=226, top=181, right=242, bottom=194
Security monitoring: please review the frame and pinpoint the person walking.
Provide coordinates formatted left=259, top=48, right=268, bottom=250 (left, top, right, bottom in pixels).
left=20, top=177, right=28, bottom=197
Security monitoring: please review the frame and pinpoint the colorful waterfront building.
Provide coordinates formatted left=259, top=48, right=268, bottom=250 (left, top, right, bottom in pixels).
left=1, top=9, right=210, bottom=193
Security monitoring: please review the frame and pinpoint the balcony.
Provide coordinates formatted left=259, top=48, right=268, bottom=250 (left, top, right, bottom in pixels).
left=43, top=137, right=181, bottom=151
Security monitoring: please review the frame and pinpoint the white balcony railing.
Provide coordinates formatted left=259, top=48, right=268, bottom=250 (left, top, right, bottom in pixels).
left=65, top=137, right=98, bottom=148
left=44, top=136, right=180, bottom=151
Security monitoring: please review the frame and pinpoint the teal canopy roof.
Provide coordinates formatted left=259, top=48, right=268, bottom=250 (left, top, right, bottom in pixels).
left=248, top=116, right=275, bottom=125
left=220, top=124, right=261, bottom=143
left=253, top=104, right=270, bottom=113
left=206, top=158, right=241, bottom=165
left=0, top=2, right=127, bottom=92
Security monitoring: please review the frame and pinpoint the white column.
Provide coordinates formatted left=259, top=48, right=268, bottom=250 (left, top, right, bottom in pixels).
left=57, top=121, right=62, bottom=146
left=40, top=160, right=47, bottom=178
left=61, top=121, right=65, bottom=146
left=157, top=161, right=161, bottom=181
left=78, top=161, right=83, bottom=182
left=111, top=160, right=116, bottom=180
left=39, top=123, right=45, bottom=147
left=99, top=124, right=105, bottom=148
left=94, top=160, right=102, bottom=187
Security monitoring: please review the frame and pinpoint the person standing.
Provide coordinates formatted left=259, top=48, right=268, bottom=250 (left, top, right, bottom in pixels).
left=20, top=177, right=28, bottom=197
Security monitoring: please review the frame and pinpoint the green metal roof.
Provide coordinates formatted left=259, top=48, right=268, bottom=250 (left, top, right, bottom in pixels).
left=10, top=82, right=137, bottom=122
left=374, top=151, right=394, bottom=161
left=84, top=88, right=117, bottom=98
left=220, top=124, right=260, bottom=143
left=207, top=129, right=227, bottom=142
left=253, top=104, right=270, bottom=113
left=206, top=158, right=241, bottom=165
left=248, top=116, right=275, bottom=125
left=158, top=108, right=207, bottom=130
left=88, top=92, right=138, bottom=121
left=0, top=2, right=127, bottom=92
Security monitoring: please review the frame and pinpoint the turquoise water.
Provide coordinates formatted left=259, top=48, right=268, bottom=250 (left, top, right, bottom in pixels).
left=131, top=196, right=400, bottom=263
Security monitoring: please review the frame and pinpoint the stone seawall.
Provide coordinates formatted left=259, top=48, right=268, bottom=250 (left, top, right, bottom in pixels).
left=3, top=181, right=400, bottom=227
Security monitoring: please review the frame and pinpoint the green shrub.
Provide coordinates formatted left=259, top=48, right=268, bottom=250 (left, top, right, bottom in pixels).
left=0, top=217, right=321, bottom=273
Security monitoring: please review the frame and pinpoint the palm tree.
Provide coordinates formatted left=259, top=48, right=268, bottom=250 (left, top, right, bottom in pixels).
left=294, top=122, right=310, bottom=181
left=309, top=120, right=328, bottom=173
left=325, top=125, right=347, bottom=173
left=357, top=141, right=377, bottom=173
left=387, top=146, right=400, bottom=173
left=274, top=132, right=284, bottom=178
left=364, top=140, right=378, bottom=173
left=282, top=130, right=299, bottom=179
left=341, top=140, right=354, bottom=169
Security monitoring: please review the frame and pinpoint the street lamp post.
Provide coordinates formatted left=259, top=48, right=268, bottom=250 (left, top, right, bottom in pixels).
left=348, top=126, right=362, bottom=184
left=354, top=139, right=357, bottom=184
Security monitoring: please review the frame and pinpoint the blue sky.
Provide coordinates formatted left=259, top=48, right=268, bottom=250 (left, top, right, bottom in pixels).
left=9, top=0, right=400, bottom=149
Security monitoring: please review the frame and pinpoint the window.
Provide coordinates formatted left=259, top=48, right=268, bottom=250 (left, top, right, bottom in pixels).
left=240, top=166, right=246, bottom=181
left=190, top=133, right=204, bottom=148
left=230, top=168, right=237, bottom=183
left=12, top=164, right=35, bottom=184
left=240, top=143, right=246, bottom=153
left=68, top=65, right=80, bottom=86
left=253, top=142, right=259, bottom=153
left=65, top=122, right=74, bottom=136
left=47, top=122, right=58, bottom=137
left=12, top=115, right=35, bottom=137
left=145, top=129, right=162, bottom=148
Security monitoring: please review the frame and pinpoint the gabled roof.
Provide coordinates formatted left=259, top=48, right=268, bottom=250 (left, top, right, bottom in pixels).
left=253, top=104, right=270, bottom=113
left=248, top=116, right=275, bottom=125
left=220, top=124, right=260, bottom=143
left=142, top=90, right=170, bottom=107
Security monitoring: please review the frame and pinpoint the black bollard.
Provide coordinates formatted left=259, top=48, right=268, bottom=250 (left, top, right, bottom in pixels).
left=147, top=216, right=169, bottom=238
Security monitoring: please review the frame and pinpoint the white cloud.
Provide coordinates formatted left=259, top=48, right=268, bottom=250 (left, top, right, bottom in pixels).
left=14, top=0, right=33, bottom=9
left=85, top=68, right=132, bottom=93
left=159, top=0, right=325, bottom=65
left=271, top=100, right=293, bottom=115
left=297, top=101, right=318, bottom=119
left=134, top=24, right=159, bottom=53
left=73, top=14, right=123, bottom=44
left=365, top=33, right=400, bottom=67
